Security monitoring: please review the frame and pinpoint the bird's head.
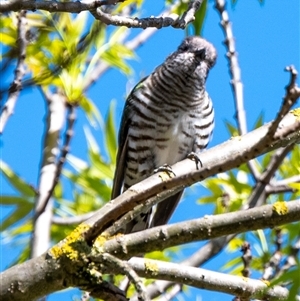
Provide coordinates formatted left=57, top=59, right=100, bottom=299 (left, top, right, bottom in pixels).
left=178, top=36, right=217, bottom=68
left=167, top=36, right=217, bottom=79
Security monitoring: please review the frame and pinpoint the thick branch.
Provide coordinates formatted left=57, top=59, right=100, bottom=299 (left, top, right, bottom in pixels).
left=127, top=257, right=290, bottom=301
left=0, top=254, right=65, bottom=301
left=2, top=200, right=299, bottom=300
left=101, top=199, right=300, bottom=259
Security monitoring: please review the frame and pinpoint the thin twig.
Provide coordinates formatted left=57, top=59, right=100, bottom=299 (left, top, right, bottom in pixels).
left=101, top=253, right=150, bottom=301
left=248, top=145, right=294, bottom=208
left=89, top=281, right=128, bottom=301
left=92, top=0, right=203, bottom=29
left=0, top=10, right=27, bottom=134
left=214, top=0, right=260, bottom=180
left=31, top=92, right=66, bottom=258
left=275, top=237, right=300, bottom=279
left=214, top=0, right=247, bottom=135
left=262, top=229, right=283, bottom=280
left=270, top=174, right=300, bottom=188
left=176, top=0, right=204, bottom=28
left=0, top=0, right=113, bottom=13
left=52, top=211, right=96, bottom=225
left=265, top=184, right=296, bottom=195
left=154, top=284, right=183, bottom=301
left=92, top=8, right=180, bottom=28
left=268, top=66, right=300, bottom=137
left=36, top=101, right=76, bottom=216
left=266, top=171, right=300, bottom=195
left=241, top=242, right=252, bottom=278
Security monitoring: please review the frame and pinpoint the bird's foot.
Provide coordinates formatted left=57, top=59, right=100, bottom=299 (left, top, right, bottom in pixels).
left=187, top=152, right=203, bottom=170
left=154, top=164, right=176, bottom=178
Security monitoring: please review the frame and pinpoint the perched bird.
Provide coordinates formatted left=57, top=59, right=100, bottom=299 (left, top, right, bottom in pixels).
left=112, top=36, right=217, bottom=233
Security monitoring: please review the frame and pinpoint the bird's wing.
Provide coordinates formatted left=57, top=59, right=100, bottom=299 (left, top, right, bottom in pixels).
left=111, top=77, right=148, bottom=199
left=150, top=191, right=184, bottom=228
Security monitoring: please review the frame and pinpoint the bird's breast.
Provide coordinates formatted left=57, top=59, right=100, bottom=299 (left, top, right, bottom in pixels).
left=153, top=112, right=194, bottom=166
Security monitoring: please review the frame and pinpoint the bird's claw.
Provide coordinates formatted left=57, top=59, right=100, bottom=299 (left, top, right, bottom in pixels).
left=154, top=164, right=176, bottom=178
left=187, top=152, right=203, bottom=170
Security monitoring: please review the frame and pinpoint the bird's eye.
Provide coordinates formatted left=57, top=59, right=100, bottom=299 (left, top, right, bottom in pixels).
left=195, top=48, right=206, bottom=60
left=179, top=43, right=189, bottom=52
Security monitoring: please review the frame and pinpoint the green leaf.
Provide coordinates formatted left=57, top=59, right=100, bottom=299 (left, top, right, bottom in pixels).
left=0, top=196, right=33, bottom=206
left=191, top=0, right=207, bottom=36
left=105, top=101, right=117, bottom=164
left=89, top=150, right=114, bottom=180
left=253, top=111, right=264, bottom=129
left=224, top=120, right=239, bottom=137
left=80, top=96, right=103, bottom=127
left=221, top=256, right=242, bottom=273
left=0, top=202, right=32, bottom=231
left=66, top=155, right=89, bottom=176
left=101, top=49, right=133, bottom=75
left=0, top=161, right=36, bottom=197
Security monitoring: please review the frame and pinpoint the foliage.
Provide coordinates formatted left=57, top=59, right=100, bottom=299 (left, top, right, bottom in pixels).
left=0, top=0, right=299, bottom=300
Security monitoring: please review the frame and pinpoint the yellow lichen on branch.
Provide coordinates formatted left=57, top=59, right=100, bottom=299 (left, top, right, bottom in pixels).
left=49, top=224, right=91, bottom=260
left=272, top=202, right=289, bottom=215
left=144, top=260, right=159, bottom=276
left=291, top=108, right=300, bottom=119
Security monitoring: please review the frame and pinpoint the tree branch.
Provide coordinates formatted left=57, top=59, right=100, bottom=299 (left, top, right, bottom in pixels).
left=214, top=0, right=247, bottom=135
left=126, top=257, right=290, bottom=301
left=214, top=0, right=260, bottom=180
left=2, top=199, right=299, bottom=300
left=52, top=211, right=96, bottom=225
left=0, top=0, right=109, bottom=13
left=131, top=236, right=234, bottom=300
left=0, top=10, right=27, bottom=134
left=247, top=145, right=294, bottom=208
left=30, top=92, right=66, bottom=258
left=36, top=101, right=76, bottom=216
left=268, top=66, right=300, bottom=137
left=91, top=8, right=180, bottom=28
left=91, top=0, right=204, bottom=29
left=101, top=199, right=300, bottom=259
left=101, top=253, right=150, bottom=301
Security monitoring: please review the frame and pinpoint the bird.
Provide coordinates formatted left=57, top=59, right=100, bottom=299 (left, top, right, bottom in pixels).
left=111, top=36, right=217, bottom=233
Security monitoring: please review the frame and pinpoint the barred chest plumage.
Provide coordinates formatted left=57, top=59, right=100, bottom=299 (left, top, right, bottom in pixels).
left=111, top=36, right=217, bottom=232
left=124, top=86, right=214, bottom=189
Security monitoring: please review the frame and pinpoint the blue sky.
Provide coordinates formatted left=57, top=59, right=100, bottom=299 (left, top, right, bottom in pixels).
left=1, top=0, right=299, bottom=300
